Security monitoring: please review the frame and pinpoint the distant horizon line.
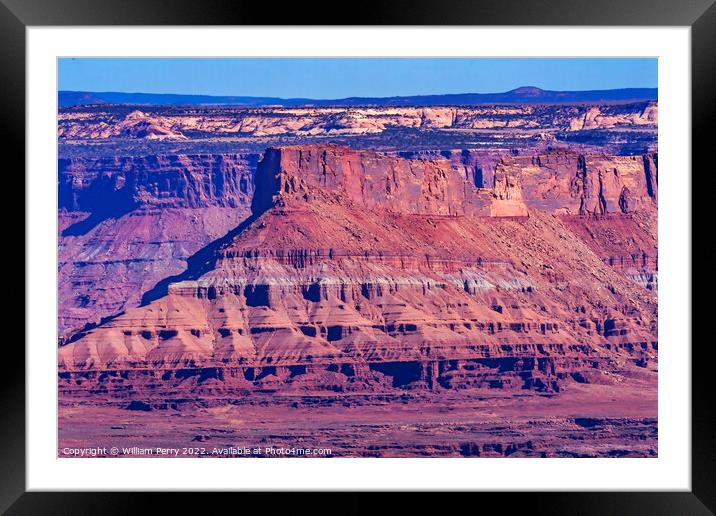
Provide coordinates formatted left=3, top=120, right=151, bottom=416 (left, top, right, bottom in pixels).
left=60, top=85, right=658, bottom=100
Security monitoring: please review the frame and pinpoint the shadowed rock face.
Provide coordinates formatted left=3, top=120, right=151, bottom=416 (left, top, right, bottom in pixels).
left=59, top=153, right=258, bottom=216
left=58, top=154, right=258, bottom=339
left=59, top=145, right=657, bottom=397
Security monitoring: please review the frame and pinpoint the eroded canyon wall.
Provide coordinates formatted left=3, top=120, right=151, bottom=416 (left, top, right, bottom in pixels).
left=59, top=145, right=657, bottom=396
left=58, top=153, right=258, bottom=339
left=58, top=102, right=657, bottom=141
left=254, top=145, right=657, bottom=218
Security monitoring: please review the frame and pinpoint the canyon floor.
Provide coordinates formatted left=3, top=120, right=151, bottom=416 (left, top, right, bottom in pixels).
left=58, top=381, right=656, bottom=458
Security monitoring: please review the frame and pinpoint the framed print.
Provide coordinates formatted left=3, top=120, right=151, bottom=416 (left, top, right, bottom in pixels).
left=4, top=0, right=713, bottom=512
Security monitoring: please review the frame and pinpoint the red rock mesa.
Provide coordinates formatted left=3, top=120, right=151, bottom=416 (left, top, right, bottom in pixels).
left=59, top=145, right=657, bottom=397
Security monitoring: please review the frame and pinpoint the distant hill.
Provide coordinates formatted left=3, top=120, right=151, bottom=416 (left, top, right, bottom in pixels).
left=59, top=86, right=657, bottom=108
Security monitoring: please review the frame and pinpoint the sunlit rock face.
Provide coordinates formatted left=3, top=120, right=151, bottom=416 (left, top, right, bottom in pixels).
left=58, top=102, right=657, bottom=140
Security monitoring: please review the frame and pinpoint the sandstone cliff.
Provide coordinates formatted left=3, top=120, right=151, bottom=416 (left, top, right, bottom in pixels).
left=494, top=151, right=658, bottom=215
left=58, top=102, right=658, bottom=141
left=251, top=144, right=495, bottom=216
left=253, top=145, right=657, bottom=218
left=569, top=102, right=658, bottom=131
left=397, top=148, right=512, bottom=189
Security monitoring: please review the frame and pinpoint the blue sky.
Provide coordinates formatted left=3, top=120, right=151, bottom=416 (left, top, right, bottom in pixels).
left=58, top=58, right=657, bottom=98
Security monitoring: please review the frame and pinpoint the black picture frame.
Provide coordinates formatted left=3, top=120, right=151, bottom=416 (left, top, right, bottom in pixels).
left=2, top=0, right=712, bottom=512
